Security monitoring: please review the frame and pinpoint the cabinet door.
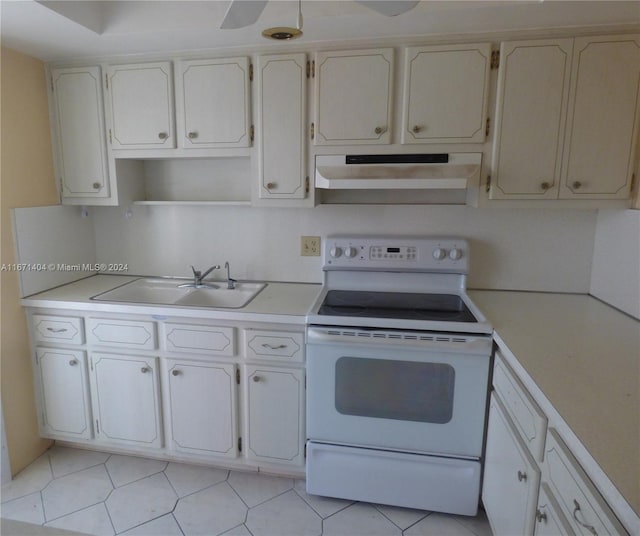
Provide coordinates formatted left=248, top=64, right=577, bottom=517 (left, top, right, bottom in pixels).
left=166, top=360, right=238, bottom=458
left=51, top=66, right=110, bottom=200
left=244, top=365, right=304, bottom=467
left=36, top=348, right=92, bottom=439
left=257, top=53, right=307, bottom=199
left=482, top=393, right=541, bottom=536
left=535, top=483, right=576, bottom=535
left=90, top=353, right=162, bottom=448
left=177, top=57, right=251, bottom=148
left=490, top=39, right=573, bottom=199
left=107, top=62, right=175, bottom=149
left=560, top=35, right=640, bottom=199
left=314, top=49, right=393, bottom=145
left=402, top=43, right=491, bottom=144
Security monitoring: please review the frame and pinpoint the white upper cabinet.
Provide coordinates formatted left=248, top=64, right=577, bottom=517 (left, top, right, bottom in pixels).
left=314, top=48, right=393, bottom=145
left=401, top=43, right=491, bottom=144
left=256, top=53, right=307, bottom=200
left=107, top=62, right=175, bottom=150
left=50, top=66, right=110, bottom=200
left=560, top=35, right=640, bottom=199
left=176, top=57, right=251, bottom=149
left=490, top=39, right=573, bottom=199
left=491, top=34, right=640, bottom=201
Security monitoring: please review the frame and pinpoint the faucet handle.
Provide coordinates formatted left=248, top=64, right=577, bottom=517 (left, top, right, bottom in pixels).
left=190, top=265, right=201, bottom=278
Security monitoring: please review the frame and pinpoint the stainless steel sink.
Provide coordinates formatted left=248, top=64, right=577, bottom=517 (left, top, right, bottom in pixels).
left=91, top=278, right=267, bottom=309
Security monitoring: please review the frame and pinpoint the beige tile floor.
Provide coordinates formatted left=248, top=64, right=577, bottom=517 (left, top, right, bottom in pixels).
left=1, top=446, right=493, bottom=536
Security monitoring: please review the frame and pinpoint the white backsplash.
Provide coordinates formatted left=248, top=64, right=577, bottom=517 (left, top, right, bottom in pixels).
left=590, top=209, right=640, bottom=319
left=92, top=204, right=597, bottom=293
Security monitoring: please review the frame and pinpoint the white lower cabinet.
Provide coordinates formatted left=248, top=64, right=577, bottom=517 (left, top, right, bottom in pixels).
left=28, top=308, right=305, bottom=474
left=483, top=352, right=630, bottom=536
left=89, top=352, right=163, bottom=448
left=36, top=348, right=92, bottom=440
left=243, top=364, right=305, bottom=467
left=535, top=482, right=576, bottom=535
left=483, top=392, right=541, bottom=535
left=166, top=359, right=238, bottom=458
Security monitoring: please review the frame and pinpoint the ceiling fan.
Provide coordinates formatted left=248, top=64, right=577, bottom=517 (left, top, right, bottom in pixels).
left=221, top=0, right=421, bottom=35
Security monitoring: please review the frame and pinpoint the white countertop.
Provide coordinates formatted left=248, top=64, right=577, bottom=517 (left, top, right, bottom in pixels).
left=470, top=290, right=640, bottom=532
left=21, top=275, right=322, bottom=325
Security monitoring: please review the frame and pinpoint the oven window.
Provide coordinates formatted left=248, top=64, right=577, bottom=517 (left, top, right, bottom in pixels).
left=335, top=357, right=455, bottom=424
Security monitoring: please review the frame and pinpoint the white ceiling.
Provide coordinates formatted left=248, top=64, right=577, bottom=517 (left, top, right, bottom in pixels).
left=1, top=0, right=639, bottom=62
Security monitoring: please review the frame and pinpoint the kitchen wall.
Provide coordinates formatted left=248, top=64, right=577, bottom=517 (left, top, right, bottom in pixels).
left=590, top=209, right=640, bottom=319
left=93, top=203, right=598, bottom=293
left=0, top=46, right=57, bottom=475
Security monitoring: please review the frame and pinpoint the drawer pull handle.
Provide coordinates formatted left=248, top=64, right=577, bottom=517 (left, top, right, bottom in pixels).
left=68, top=359, right=78, bottom=366
left=535, top=509, right=547, bottom=523
left=262, top=343, right=287, bottom=350
left=572, top=500, right=598, bottom=535
left=46, top=327, right=68, bottom=333
left=517, top=470, right=527, bottom=482
left=172, top=369, right=181, bottom=376
left=140, top=367, right=150, bottom=374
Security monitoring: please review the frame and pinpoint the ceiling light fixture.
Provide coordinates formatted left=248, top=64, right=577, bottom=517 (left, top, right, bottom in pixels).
left=262, top=0, right=303, bottom=40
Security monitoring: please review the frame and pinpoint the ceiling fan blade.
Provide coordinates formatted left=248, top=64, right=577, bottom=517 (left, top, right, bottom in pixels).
left=220, top=0, right=268, bottom=29
left=355, top=0, right=420, bottom=17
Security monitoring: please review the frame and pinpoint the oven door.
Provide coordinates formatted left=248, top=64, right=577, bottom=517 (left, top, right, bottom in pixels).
left=306, top=326, right=492, bottom=458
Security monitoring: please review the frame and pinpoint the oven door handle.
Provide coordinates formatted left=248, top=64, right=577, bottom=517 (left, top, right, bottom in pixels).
left=307, top=326, right=492, bottom=354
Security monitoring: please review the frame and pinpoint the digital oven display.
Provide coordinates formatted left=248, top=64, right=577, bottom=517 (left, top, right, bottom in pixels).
left=370, top=245, right=417, bottom=261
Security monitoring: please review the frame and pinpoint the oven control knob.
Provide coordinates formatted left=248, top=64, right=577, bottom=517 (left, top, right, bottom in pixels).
left=344, top=246, right=358, bottom=258
left=432, top=248, right=447, bottom=260
left=449, top=248, right=463, bottom=260
left=330, top=246, right=343, bottom=258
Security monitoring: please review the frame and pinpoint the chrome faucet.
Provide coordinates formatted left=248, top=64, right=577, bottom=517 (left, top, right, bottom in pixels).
left=179, top=264, right=220, bottom=289
left=225, top=261, right=237, bottom=289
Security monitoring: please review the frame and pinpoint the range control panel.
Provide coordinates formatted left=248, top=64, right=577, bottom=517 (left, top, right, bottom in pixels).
left=323, top=235, right=469, bottom=273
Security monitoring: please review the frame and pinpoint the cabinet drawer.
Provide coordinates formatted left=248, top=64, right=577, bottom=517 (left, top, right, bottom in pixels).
left=493, top=351, right=547, bottom=462
left=87, top=318, right=157, bottom=350
left=244, top=330, right=304, bottom=362
left=33, top=315, right=84, bottom=345
left=543, top=429, right=628, bottom=535
left=164, top=323, right=235, bottom=356
left=535, top=482, right=576, bottom=535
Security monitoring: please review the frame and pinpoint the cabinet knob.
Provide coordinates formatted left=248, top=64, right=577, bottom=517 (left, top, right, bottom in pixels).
left=374, top=126, right=387, bottom=135
left=172, top=369, right=181, bottom=376
left=266, top=182, right=277, bottom=190
left=535, top=509, right=547, bottom=523
left=517, top=470, right=527, bottom=482
left=540, top=181, right=551, bottom=191
left=68, top=359, right=78, bottom=366
left=158, top=132, right=168, bottom=140
left=412, top=125, right=423, bottom=133
left=140, top=366, right=150, bottom=374
left=187, top=131, right=198, bottom=139
left=92, top=182, right=102, bottom=190
left=572, top=181, right=582, bottom=190
left=252, top=375, right=261, bottom=382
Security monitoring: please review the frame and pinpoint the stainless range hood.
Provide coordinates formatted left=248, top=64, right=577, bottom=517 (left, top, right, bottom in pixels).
left=315, top=153, right=482, bottom=190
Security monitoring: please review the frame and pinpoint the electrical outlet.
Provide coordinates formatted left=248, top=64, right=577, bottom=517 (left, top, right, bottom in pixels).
left=301, top=236, right=321, bottom=256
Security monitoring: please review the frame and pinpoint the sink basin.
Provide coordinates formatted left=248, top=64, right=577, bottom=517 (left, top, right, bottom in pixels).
left=91, top=278, right=267, bottom=309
